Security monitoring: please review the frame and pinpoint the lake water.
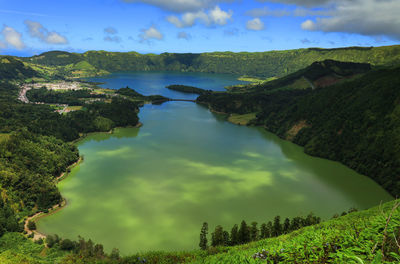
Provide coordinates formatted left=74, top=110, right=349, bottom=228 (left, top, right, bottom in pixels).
left=37, top=72, right=392, bottom=254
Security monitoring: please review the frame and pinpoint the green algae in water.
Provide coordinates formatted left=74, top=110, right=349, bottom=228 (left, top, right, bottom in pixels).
left=37, top=72, right=392, bottom=254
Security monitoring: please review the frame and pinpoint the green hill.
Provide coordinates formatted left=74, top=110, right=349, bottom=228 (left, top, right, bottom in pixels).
left=0, top=56, right=39, bottom=81
left=197, top=62, right=400, bottom=197
left=19, top=45, right=400, bottom=78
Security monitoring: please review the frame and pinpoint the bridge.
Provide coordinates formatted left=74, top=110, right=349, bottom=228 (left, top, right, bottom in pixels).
left=168, top=99, right=196, bottom=102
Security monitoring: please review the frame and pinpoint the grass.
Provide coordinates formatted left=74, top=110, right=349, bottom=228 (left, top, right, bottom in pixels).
left=136, top=199, right=400, bottom=264
left=238, top=76, right=278, bottom=84
left=1, top=200, right=396, bottom=263
left=0, top=233, right=67, bottom=264
left=65, top=106, right=83, bottom=111
left=228, top=113, right=257, bottom=125
left=0, top=133, right=10, bottom=143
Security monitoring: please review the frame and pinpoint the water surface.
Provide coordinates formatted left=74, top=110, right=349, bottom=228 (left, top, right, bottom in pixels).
left=37, top=72, right=392, bottom=254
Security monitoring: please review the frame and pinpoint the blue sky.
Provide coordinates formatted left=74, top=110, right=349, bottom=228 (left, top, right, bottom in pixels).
left=0, top=0, right=399, bottom=56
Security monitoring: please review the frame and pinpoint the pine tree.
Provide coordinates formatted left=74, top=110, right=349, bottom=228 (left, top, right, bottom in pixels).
left=283, top=218, right=291, bottom=233
left=211, top=225, right=224, bottom=247
left=273, top=216, right=282, bottom=237
left=238, top=220, right=250, bottom=244
left=266, top=221, right=273, bottom=238
left=199, top=222, right=208, bottom=250
left=260, top=223, right=267, bottom=239
left=223, top=230, right=230, bottom=246
left=250, top=221, right=259, bottom=241
left=230, top=224, right=239, bottom=246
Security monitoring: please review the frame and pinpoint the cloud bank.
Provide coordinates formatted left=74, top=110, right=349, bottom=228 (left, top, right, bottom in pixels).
left=122, top=0, right=233, bottom=13
left=167, top=6, right=232, bottom=28
left=139, top=26, right=164, bottom=42
left=1, top=25, right=25, bottom=50
left=254, top=0, right=400, bottom=40
left=246, top=18, right=265, bottom=31
left=299, top=0, right=400, bottom=40
left=24, top=20, right=68, bottom=44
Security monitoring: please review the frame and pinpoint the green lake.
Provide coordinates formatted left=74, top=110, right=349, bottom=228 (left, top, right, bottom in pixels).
left=37, top=72, right=393, bottom=254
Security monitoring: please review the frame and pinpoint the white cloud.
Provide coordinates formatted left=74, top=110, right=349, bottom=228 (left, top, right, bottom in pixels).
left=1, top=25, right=25, bottom=50
left=167, top=6, right=232, bottom=28
left=139, top=26, right=164, bottom=41
left=24, top=20, right=68, bottom=44
left=177, top=31, right=191, bottom=40
left=246, top=18, right=265, bottom=31
left=0, top=40, right=6, bottom=49
left=209, top=6, right=232, bottom=25
left=301, top=19, right=316, bottom=30
left=300, top=0, right=400, bottom=40
left=122, top=0, right=233, bottom=13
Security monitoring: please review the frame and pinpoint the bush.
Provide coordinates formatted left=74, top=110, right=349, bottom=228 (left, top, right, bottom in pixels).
left=60, top=239, right=75, bottom=251
left=27, top=221, right=36, bottom=231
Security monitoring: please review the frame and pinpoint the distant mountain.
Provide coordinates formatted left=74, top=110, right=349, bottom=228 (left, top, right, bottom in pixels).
left=18, top=45, right=400, bottom=78
left=230, top=59, right=372, bottom=92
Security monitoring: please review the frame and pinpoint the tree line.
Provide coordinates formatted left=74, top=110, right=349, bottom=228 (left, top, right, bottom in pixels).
left=199, top=213, right=321, bottom=249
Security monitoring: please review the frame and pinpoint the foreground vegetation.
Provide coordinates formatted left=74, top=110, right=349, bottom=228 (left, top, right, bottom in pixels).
left=0, top=200, right=398, bottom=263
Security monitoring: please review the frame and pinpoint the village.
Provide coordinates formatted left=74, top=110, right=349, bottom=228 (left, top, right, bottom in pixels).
left=18, top=81, right=99, bottom=114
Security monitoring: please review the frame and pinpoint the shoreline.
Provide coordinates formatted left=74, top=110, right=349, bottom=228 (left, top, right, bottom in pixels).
left=24, top=121, right=143, bottom=241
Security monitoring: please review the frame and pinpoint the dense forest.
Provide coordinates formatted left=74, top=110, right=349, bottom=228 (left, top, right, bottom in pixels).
left=197, top=62, right=400, bottom=196
left=166, top=85, right=211, bottom=95
left=0, top=67, right=140, bottom=243
left=19, top=45, right=400, bottom=78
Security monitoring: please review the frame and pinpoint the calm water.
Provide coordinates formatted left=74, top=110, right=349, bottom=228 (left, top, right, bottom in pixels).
left=37, top=72, right=392, bottom=254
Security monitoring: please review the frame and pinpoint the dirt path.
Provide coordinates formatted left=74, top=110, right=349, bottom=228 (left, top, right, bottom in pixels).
left=24, top=201, right=66, bottom=240
left=24, top=157, right=82, bottom=241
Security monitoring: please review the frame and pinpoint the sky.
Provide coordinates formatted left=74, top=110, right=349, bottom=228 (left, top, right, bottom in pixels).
left=0, top=0, right=399, bottom=56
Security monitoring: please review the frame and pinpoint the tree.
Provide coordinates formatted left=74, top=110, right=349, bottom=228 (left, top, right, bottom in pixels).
left=266, top=221, right=273, bottom=238
left=250, top=222, right=259, bottom=241
left=60, top=239, right=75, bottom=251
left=283, top=218, right=291, bottom=234
left=290, top=217, right=302, bottom=230
left=110, top=248, right=120, bottom=260
left=230, top=224, right=239, bottom=246
left=27, top=220, right=36, bottom=231
left=260, top=223, right=267, bottom=239
left=211, top=225, right=224, bottom=247
left=223, top=230, right=230, bottom=246
left=94, top=244, right=104, bottom=258
left=273, top=216, right=282, bottom=237
left=46, top=234, right=60, bottom=248
left=238, top=220, right=250, bottom=244
left=199, top=222, right=208, bottom=250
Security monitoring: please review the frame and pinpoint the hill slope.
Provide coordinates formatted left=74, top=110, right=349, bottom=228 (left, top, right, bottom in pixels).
left=19, top=45, right=400, bottom=78
left=0, top=199, right=398, bottom=263
left=197, top=63, right=400, bottom=197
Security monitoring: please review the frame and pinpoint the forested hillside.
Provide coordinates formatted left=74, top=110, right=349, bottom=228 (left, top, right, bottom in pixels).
left=0, top=61, right=140, bottom=242
left=197, top=62, right=400, bottom=196
left=20, top=45, right=400, bottom=78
